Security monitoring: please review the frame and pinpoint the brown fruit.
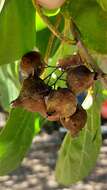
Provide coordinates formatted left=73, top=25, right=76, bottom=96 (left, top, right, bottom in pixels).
left=58, top=53, right=82, bottom=71
left=19, top=77, right=50, bottom=99
left=20, top=51, right=45, bottom=77
left=11, top=97, right=47, bottom=117
left=60, top=106, right=87, bottom=137
left=45, top=88, right=77, bottom=121
left=11, top=77, right=50, bottom=117
left=67, top=65, right=95, bottom=94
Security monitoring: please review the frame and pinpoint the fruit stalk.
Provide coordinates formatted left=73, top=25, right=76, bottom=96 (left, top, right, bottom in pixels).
left=32, top=0, right=75, bottom=45
left=70, top=19, right=107, bottom=88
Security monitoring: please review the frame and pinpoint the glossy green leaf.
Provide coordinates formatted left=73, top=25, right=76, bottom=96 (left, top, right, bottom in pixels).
left=0, top=62, right=20, bottom=111
left=55, top=81, right=102, bottom=185
left=97, top=0, right=107, bottom=11
left=36, top=12, right=47, bottom=31
left=0, top=0, right=35, bottom=65
left=0, top=108, right=37, bottom=175
left=36, top=9, right=60, bottom=31
left=64, top=0, right=107, bottom=53
left=34, top=113, right=41, bottom=134
left=36, top=16, right=64, bottom=57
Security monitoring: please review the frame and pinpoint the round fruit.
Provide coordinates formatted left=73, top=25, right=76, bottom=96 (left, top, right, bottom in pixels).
left=46, top=88, right=77, bottom=121
left=20, top=51, right=45, bottom=77
left=58, top=54, right=82, bottom=70
left=19, top=77, right=50, bottom=99
left=11, top=97, right=47, bottom=117
left=67, top=65, right=95, bottom=94
left=36, top=0, right=66, bottom=10
left=11, top=77, right=50, bottom=117
left=60, top=106, right=87, bottom=136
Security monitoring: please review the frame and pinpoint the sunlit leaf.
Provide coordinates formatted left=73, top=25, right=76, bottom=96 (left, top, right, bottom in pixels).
left=64, top=0, right=107, bottom=53
left=36, top=15, right=64, bottom=57
left=0, top=108, right=38, bottom=175
left=0, top=0, right=35, bottom=65
left=42, top=22, right=77, bottom=88
left=36, top=9, right=60, bottom=31
left=97, top=0, right=107, bottom=11
left=0, top=62, right=20, bottom=111
left=36, top=12, right=47, bottom=31
left=34, top=113, right=41, bottom=134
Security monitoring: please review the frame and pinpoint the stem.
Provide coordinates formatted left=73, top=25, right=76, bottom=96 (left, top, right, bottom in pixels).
left=70, top=19, right=103, bottom=73
left=32, top=0, right=75, bottom=45
left=43, top=67, right=58, bottom=81
left=77, top=40, right=100, bottom=72
left=70, top=19, right=107, bottom=87
left=51, top=71, right=65, bottom=88
left=44, top=14, right=62, bottom=63
left=44, top=65, right=57, bottom=68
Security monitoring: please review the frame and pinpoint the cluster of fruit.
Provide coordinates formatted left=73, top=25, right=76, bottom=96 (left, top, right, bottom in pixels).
left=11, top=51, right=97, bottom=136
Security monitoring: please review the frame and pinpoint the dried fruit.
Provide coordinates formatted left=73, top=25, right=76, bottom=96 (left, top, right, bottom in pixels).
left=11, top=97, right=47, bottom=117
left=67, top=65, right=95, bottom=94
left=60, top=106, right=87, bottom=137
left=11, top=77, right=50, bottom=117
left=58, top=53, right=82, bottom=70
left=20, top=51, right=45, bottom=77
left=19, top=77, right=49, bottom=98
left=46, top=88, right=77, bottom=121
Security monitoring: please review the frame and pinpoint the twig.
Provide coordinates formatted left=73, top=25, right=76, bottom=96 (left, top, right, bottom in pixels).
left=70, top=19, right=107, bottom=87
left=32, top=0, right=75, bottom=45
left=43, top=67, right=58, bottom=81
left=51, top=71, right=65, bottom=88
left=44, top=65, right=57, bottom=68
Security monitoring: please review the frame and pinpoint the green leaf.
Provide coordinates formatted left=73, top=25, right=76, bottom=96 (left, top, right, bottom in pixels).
left=36, top=16, right=64, bottom=57
left=0, top=0, right=35, bottom=65
left=44, top=42, right=77, bottom=88
left=0, top=62, right=20, bottom=111
left=36, top=28, right=51, bottom=56
left=34, top=113, right=41, bottom=134
left=64, top=0, right=107, bottom=53
left=0, top=108, right=37, bottom=175
left=97, top=0, right=107, bottom=11
left=55, top=81, right=102, bottom=185
left=36, top=12, right=47, bottom=31
left=42, top=22, right=77, bottom=88
left=36, top=9, right=60, bottom=31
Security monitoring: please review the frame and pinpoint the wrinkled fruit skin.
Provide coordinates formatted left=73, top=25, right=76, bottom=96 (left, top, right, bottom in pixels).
left=60, top=106, right=87, bottom=137
left=11, top=97, right=47, bottom=117
left=19, top=77, right=49, bottom=99
left=58, top=53, right=82, bottom=70
left=20, top=51, right=45, bottom=77
left=67, top=65, right=95, bottom=94
left=46, top=88, right=77, bottom=121
left=11, top=77, right=50, bottom=117
left=36, top=0, right=66, bottom=10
